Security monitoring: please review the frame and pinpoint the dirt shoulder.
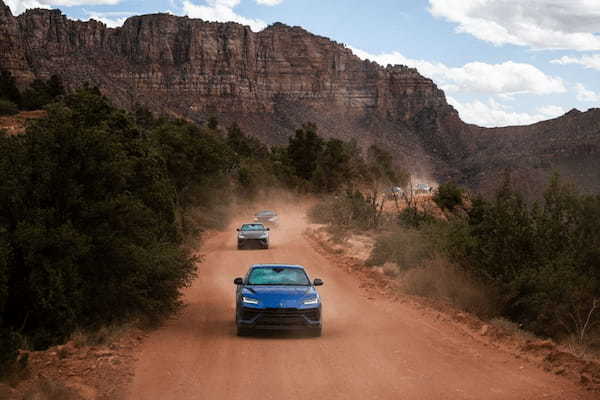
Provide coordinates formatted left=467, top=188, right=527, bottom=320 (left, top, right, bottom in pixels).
left=0, top=111, right=46, bottom=135
left=124, top=205, right=592, bottom=400
left=5, top=204, right=597, bottom=399
left=1, top=326, right=148, bottom=400
left=304, top=224, right=600, bottom=394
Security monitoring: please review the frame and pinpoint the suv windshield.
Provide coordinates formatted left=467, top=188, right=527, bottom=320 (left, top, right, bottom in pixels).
left=247, top=267, right=310, bottom=286
left=241, top=224, right=266, bottom=231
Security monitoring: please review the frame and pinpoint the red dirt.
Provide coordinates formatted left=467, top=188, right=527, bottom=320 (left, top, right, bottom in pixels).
left=1, top=328, right=146, bottom=400
left=126, top=204, right=595, bottom=400
left=0, top=110, right=46, bottom=135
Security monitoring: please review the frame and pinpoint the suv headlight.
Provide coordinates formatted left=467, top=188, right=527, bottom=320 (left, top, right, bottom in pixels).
left=242, top=296, right=259, bottom=305
left=303, top=297, right=319, bottom=305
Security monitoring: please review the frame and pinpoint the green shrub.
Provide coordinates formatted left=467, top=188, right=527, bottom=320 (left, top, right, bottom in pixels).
left=0, top=99, right=18, bottom=116
left=0, top=70, right=21, bottom=106
left=433, top=182, right=464, bottom=211
left=398, top=207, right=436, bottom=228
left=457, top=174, right=600, bottom=337
left=0, top=89, right=202, bottom=358
left=20, top=76, right=65, bottom=111
left=0, top=329, right=21, bottom=376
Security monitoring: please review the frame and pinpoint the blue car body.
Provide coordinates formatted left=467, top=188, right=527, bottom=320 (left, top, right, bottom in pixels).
left=234, top=264, right=323, bottom=336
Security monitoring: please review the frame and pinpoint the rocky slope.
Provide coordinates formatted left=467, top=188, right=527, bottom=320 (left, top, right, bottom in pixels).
left=460, top=109, right=600, bottom=195
left=1, top=1, right=599, bottom=193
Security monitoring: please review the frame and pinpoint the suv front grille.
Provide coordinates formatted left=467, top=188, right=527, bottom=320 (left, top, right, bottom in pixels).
left=240, top=307, right=320, bottom=325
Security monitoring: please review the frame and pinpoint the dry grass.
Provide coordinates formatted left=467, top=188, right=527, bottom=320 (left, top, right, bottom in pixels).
left=489, top=317, right=536, bottom=341
left=400, top=256, right=497, bottom=318
left=70, top=323, right=132, bottom=348
left=23, top=376, right=80, bottom=400
left=561, top=332, right=600, bottom=360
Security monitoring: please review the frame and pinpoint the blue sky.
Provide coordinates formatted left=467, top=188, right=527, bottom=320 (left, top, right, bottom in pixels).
left=6, top=0, right=600, bottom=127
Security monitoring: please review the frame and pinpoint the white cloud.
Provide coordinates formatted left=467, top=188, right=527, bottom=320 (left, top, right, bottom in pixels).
left=183, top=0, right=266, bottom=31
left=349, top=47, right=566, bottom=97
left=256, top=0, right=282, bottom=5
left=6, top=0, right=49, bottom=14
left=575, top=83, right=600, bottom=102
left=85, top=10, right=132, bottom=27
left=551, top=54, right=600, bottom=71
left=6, top=0, right=120, bottom=15
left=447, top=96, right=566, bottom=127
left=428, top=0, right=600, bottom=51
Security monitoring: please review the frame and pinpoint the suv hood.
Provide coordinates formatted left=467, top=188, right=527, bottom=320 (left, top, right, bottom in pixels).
left=243, top=285, right=317, bottom=308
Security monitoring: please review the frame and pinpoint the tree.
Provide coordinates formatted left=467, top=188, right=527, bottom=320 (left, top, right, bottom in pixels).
left=226, top=123, right=268, bottom=160
left=46, top=75, right=65, bottom=98
left=287, top=123, right=323, bottom=182
left=0, top=88, right=198, bottom=353
left=313, top=138, right=354, bottom=192
left=433, top=182, right=464, bottom=211
left=0, top=99, right=18, bottom=116
left=362, top=145, right=401, bottom=227
left=0, top=70, right=21, bottom=106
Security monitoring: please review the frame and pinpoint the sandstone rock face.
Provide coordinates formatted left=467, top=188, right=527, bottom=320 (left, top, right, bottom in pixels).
left=0, top=2, right=465, bottom=177
left=0, top=1, right=33, bottom=81
left=1, top=1, right=599, bottom=192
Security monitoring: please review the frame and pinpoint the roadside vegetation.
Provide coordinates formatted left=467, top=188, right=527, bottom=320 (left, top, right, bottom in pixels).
left=2, top=68, right=599, bottom=375
left=310, top=177, right=600, bottom=352
left=0, top=77, right=404, bottom=375
left=0, top=70, right=65, bottom=115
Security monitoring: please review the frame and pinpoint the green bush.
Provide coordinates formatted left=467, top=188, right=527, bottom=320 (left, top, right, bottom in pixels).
left=20, top=76, right=65, bottom=111
left=0, top=99, right=18, bottom=116
left=398, top=207, right=436, bottom=228
left=0, top=89, right=207, bottom=358
left=433, top=182, right=464, bottom=211
left=0, top=329, right=21, bottom=376
left=458, top=174, right=600, bottom=337
left=0, top=70, right=21, bottom=107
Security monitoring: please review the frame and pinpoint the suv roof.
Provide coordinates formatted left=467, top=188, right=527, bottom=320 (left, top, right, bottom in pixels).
left=256, top=210, right=276, bottom=216
left=250, top=264, right=304, bottom=270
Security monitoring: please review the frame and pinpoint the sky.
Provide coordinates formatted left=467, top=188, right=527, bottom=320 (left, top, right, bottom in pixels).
left=5, top=0, right=600, bottom=127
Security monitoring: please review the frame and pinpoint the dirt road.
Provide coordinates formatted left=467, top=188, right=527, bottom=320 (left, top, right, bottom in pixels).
left=127, top=206, right=593, bottom=400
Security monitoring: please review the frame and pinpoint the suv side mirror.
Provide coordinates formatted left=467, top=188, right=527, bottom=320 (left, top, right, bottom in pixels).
left=266, top=228, right=270, bottom=231
left=236, top=228, right=240, bottom=232
left=313, top=278, right=323, bottom=286
left=234, top=277, right=243, bottom=285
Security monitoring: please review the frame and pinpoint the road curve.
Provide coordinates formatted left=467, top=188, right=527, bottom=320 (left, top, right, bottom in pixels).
left=127, top=206, right=593, bottom=400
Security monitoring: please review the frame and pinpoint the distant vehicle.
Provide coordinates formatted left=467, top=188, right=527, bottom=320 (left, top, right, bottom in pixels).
left=385, top=186, right=404, bottom=200
left=236, top=223, right=270, bottom=249
left=254, top=210, right=279, bottom=226
left=234, top=264, right=323, bottom=337
left=415, top=183, right=432, bottom=194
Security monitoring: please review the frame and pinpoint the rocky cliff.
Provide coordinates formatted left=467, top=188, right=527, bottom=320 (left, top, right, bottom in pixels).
left=1, top=1, right=599, bottom=193
left=0, top=2, right=466, bottom=177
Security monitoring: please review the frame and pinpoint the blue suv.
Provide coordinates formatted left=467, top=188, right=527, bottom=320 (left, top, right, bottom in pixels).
left=234, top=264, right=323, bottom=337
